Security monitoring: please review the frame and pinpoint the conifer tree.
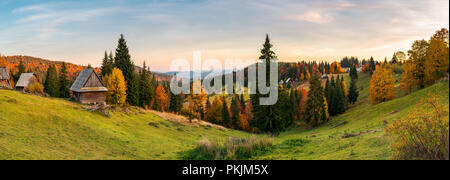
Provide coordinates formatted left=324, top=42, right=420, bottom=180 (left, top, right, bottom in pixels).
left=348, top=77, right=359, bottom=104
left=169, top=91, right=182, bottom=113
left=59, top=62, right=70, bottom=98
left=101, top=51, right=114, bottom=77
left=44, top=65, right=59, bottom=97
left=240, top=94, right=245, bottom=113
left=114, top=34, right=139, bottom=105
left=222, top=97, right=231, bottom=127
left=250, top=34, right=285, bottom=135
left=230, top=95, right=240, bottom=129
left=369, top=57, right=376, bottom=76
left=14, top=60, right=26, bottom=82
left=304, top=74, right=329, bottom=127
left=139, top=62, right=153, bottom=108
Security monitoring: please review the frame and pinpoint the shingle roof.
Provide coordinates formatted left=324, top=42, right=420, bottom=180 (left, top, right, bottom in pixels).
left=0, top=67, right=10, bottom=80
left=70, top=69, right=107, bottom=92
left=15, top=73, right=35, bottom=87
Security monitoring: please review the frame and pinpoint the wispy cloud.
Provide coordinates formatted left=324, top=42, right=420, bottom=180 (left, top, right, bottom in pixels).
left=0, top=0, right=448, bottom=71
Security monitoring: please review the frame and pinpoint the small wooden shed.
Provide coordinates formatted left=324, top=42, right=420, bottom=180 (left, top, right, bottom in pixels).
left=15, top=73, right=37, bottom=92
left=70, top=69, right=108, bottom=104
left=0, top=67, right=12, bottom=89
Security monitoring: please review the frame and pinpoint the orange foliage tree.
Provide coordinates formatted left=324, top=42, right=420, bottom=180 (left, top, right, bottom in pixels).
left=155, top=84, right=169, bottom=112
left=330, top=62, right=344, bottom=74
left=369, top=64, right=395, bottom=105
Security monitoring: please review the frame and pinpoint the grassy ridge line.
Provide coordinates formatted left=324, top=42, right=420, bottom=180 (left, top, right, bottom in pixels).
left=0, top=90, right=249, bottom=159
left=256, top=74, right=448, bottom=160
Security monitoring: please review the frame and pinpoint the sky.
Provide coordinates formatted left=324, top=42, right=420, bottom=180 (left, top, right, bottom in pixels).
left=0, top=0, right=448, bottom=71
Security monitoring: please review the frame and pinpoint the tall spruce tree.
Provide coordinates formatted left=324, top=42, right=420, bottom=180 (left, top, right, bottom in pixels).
left=222, top=97, right=231, bottom=127
left=230, top=95, right=240, bottom=129
left=348, top=77, right=359, bottom=104
left=59, top=62, right=70, bottom=98
left=336, top=75, right=347, bottom=114
left=139, top=62, right=153, bottom=108
left=304, top=74, right=329, bottom=127
left=240, top=94, right=245, bottom=113
left=44, top=65, right=59, bottom=97
left=14, top=60, right=26, bottom=82
left=369, top=57, right=376, bottom=76
left=250, top=34, right=286, bottom=135
left=114, top=34, right=139, bottom=105
left=101, top=51, right=114, bottom=77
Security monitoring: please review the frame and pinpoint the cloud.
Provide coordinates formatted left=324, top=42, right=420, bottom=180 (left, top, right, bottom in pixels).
left=285, top=11, right=333, bottom=24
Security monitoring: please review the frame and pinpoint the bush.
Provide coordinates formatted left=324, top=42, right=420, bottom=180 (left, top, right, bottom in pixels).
left=387, top=93, right=449, bottom=160
left=26, top=82, right=44, bottom=95
left=184, top=137, right=273, bottom=160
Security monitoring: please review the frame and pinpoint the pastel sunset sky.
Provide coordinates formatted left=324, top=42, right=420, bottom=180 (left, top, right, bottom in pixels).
left=0, top=0, right=448, bottom=71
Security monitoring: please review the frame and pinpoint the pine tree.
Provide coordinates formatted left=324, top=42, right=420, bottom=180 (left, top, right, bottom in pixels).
left=369, top=57, right=376, bottom=76
left=336, top=75, right=348, bottom=114
left=169, top=91, right=182, bottom=113
left=14, top=60, right=26, bottom=82
left=101, top=51, right=114, bottom=77
left=348, top=77, right=359, bottom=104
left=240, top=94, right=245, bottom=113
left=350, top=65, right=358, bottom=79
left=251, top=34, right=286, bottom=135
left=44, top=65, right=59, bottom=97
left=230, top=95, right=240, bottom=129
left=139, top=62, right=153, bottom=108
left=114, top=34, right=139, bottom=105
left=222, top=97, right=231, bottom=127
left=391, top=52, right=398, bottom=64
left=59, top=62, right=70, bottom=98
left=304, top=74, right=329, bottom=127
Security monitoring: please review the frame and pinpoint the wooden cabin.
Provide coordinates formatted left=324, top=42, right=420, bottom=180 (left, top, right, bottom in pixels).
left=0, top=67, right=12, bottom=89
left=70, top=69, right=108, bottom=104
left=15, top=73, right=37, bottom=92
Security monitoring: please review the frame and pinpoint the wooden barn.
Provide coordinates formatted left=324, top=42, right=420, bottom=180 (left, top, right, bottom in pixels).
left=70, top=69, right=108, bottom=104
left=0, top=67, right=12, bottom=89
left=15, top=73, right=37, bottom=92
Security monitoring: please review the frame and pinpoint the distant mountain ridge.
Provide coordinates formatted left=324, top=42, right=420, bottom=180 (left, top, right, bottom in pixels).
left=1, top=55, right=172, bottom=82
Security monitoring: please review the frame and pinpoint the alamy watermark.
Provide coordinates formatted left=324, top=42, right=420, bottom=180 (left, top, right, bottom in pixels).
left=169, top=51, right=278, bottom=105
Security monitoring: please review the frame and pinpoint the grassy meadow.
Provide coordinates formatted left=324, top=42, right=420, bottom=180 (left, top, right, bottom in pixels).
left=0, top=72, right=448, bottom=160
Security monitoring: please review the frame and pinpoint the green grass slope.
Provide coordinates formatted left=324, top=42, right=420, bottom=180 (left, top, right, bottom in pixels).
left=257, top=74, right=449, bottom=160
left=0, top=73, right=448, bottom=160
left=0, top=90, right=249, bottom=159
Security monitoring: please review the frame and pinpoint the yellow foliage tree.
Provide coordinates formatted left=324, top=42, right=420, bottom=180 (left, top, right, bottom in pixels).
left=424, top=38, right=449, bottom=85
left=401, top=61, right=418, bottom=93
left=103, top=68, right=127, bottom=106
left=369, top=64, right=395, bottom=105
left=187, top=80, right=208, bottom=119
left=205, top=98, right=223, bottom=124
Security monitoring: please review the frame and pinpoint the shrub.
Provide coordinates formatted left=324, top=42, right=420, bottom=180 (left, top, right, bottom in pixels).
left=185, top=137, right=273, bottom=160
left=26, top=82, right=44, bottom=95
left=387, top=93, right=449, bottom=160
